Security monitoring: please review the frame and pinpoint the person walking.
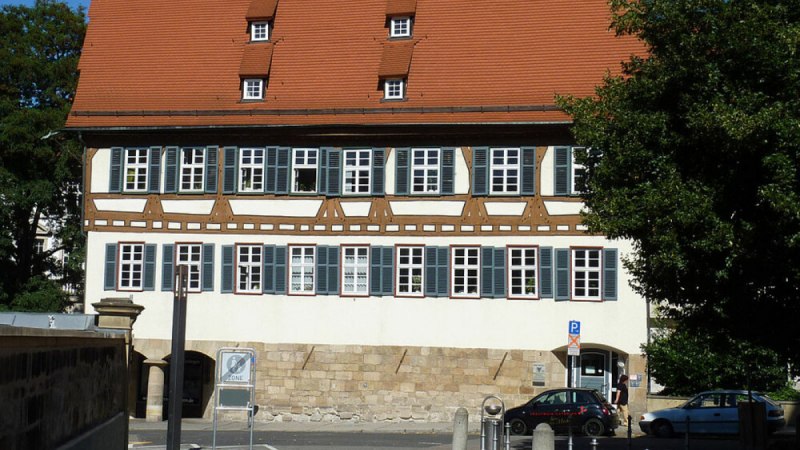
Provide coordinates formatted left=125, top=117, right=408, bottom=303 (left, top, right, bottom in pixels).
left=615, top=374, right=630, bottom=426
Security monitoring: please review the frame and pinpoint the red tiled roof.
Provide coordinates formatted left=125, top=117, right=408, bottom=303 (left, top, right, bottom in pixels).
left=246, top=0, right=278, bottom=20
left=67, top=0, right=644, bottom=129
left=239, top=44, right=274, bottom=76
left=378, top=41, right=414, bottom=78
left=386, top=0, right=416, bottom=16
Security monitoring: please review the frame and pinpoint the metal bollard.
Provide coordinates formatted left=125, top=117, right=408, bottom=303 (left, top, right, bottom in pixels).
left=504, top=422, right=510, bottom=450
left=590, top=437, right=598, bottom=450
left=627, top=415, right=632, bottom=450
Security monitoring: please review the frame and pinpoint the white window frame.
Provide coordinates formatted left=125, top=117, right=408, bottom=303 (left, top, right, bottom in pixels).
left=180, top=147, right=205, bottom=193
left=236, top=244, right=262, bottom=294
left=243, top=78, right=264, bottom=100
left=118, top=243, right=145, bottom=291
left=390, top=16, right=411, bottom=38
left=411, top=148, right=440, bottom=194
left=124, top=148, right=149, bottom=193
left=239, top=148, right=264, bottom=192
left=176, top=243, right=202, bottom=293
left=572, top=248, right=601, bottom=301
left=343, top=149, right=371, bottom=195
left=250, top=21, right=269, bottom=41
left=508, top=246, right=538, bottom=299
left=291, top=148, right=318, bottom=193
left=384, top=79, right=405, bottom=100
left=396, top=246, right=424, bottom=297
left=451, top=246, right=480, bottom=298
left=341, top=245, right=369, bottom=296
left=289, top=245, right=315, bottom=295
left=571, top=146, right=587, bottom=195
left=490, top=147, right=520, bottom=195
left=34, top=238, right=46, bottom=254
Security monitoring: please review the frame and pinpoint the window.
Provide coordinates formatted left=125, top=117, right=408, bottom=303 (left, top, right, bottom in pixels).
left=343, top=149, right=371, bottom=195
left=243, top=79, right=264, bottom=100
left=384, top=79, right=404, bottom=100
left=508, top=247, right=537, bottom=298
left=175, top=244, right=202, bottom=292
left=571, top=146, right=587, bottom=194
left=237, top=245, right=262, bottom=293
left=290, top=246, right=315, bottom=294
left=34, top=238, right=46, bottom=254
left=251, top=21, right=269, bottom=41
left=411, top=148, right=439, bottom=194
left=292, top=148, right=318, bottom=193
left=118, top=243, right=145, bottom=291
left=452, top=247, right=479, bottom=297
left=180, top=147, right=205, bottom=192
left=390, top=16, right=411, bottom=37
left=573, top=248, right=601, bottom=300
left=490, top=148, right=520, bottom=194
left=124, top=148, right=149, bottom=192
left=342, top=246, right=369, bottom=295
left=239, top=148, right=264, bottom=192
left=396, top=246, right=423, bottom=296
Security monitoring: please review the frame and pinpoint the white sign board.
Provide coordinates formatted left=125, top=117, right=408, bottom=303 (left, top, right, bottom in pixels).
left=220, top=351, right=252, bottom=384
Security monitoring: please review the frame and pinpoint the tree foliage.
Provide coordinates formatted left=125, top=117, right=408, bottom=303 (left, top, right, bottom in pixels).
left=559, top=0, right=800, bottom=367
left=0, top=1, right=86, bottom=310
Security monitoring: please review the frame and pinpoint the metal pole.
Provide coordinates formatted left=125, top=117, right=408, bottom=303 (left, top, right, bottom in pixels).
left=166, top=265, right=189, bottom=450
left=480, top=417, right=486, bottom=450
left=504, top=422, right=510, bottom=450
left=212, top=395, right=218, bottom=450
left=248, top=402, right=255, bottom=450
left=627, top=415, right=632, bottom=450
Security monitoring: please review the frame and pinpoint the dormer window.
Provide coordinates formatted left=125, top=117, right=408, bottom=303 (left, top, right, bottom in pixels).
left=390, top=16, right=411, bottom=38
left=243, top=79, right=264, bottom=100
left=251, top=21, right=269, bottom=41
left=384, top=79, right=405, bottom=100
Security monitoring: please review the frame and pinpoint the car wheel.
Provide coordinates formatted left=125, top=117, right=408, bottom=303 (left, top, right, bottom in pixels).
left=583, top=418, right=605, bottom=437
left=652, top=420, right=674, bottom=438
left=509, top=418, right=528, bottom=435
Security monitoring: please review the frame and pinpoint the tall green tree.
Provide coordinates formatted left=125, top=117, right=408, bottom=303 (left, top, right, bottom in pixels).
left=559, top=0, right=800, bottom=367
left=0, top=0, right=86, bottom=311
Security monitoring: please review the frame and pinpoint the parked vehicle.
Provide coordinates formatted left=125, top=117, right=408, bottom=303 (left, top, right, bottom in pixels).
left=504, top=388, right=619, bottom=437
left=639, top=390, right=785, bottom=437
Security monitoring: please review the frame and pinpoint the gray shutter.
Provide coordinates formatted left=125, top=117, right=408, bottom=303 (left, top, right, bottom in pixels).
left=148, top=146, right=161, bottom=193
left=263, top=245, right=275, bottom=294
left=327, top=246, right=339, bottom=294
left=205, top=146, right=218, bottom=193
left=395, top=148, right=410, bottom=195
left=276, top=146, right=290, bottom=194
left=493, top=247, right=506, bottom=298
left=370, top=246, right=383, bottom=296
left=318, top=148, right=329, bottom=197
left=109, top=147, right=123, bottom=193
left=425, top=246, right=438, bottom=296
left=436, top=247, right=449, bottom=297
left=104, top=243, right=117, bottom=290
left=603, top=248, right=618, bottom=301
left=264, top=147, right=277, bottom=194
left=162, top=244, right=174, bottom=291
left=554, top=146, right=571, bottom=196
left=441, top=147, right=455, bottom=195
left=274, top=246, right=287, bottom=294
left=326, top=148, right=341, bottom=196
left=221, top=246, right=234, bottom=293
left=555, top=248, right=570, bottom=301
left=222, top=146, right=238, bottom=194
left=481, top=247, right=494, bottom=298
left=202, top=244, right=214, bottom=292
left=372, top=147, right=385, bottom=196
left=521, top=146, right=536, bottom=195
left=316, top=246, right=329, bottom=294
left=381, top=246, right=394, bottom=295
left=540, top=247, right=553, bottom=298
left=164, top=147, right=179, bottom=193
left=143, top=244, right=157, bottom=291
left=472, top=147, right=488, bottom=196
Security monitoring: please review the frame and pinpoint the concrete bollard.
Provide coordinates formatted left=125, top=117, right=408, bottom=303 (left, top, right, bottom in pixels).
left=532, top=423, right=554, bottom=450
left=453, top=407, right=468, bottom=450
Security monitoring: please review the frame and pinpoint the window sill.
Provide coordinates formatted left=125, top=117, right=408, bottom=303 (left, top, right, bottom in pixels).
left=380, top=97, right=407, bottom=103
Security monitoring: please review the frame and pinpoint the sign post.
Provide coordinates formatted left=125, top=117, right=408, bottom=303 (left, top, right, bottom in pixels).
left=212, top=347, right=257, bottom=450
left=567, top=320, right=581, bottom=388
left=166, top=265, right=189, bottom=450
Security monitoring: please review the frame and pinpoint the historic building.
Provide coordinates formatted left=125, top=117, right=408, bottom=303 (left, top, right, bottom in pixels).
left=67, top=0, right=648, bottom=424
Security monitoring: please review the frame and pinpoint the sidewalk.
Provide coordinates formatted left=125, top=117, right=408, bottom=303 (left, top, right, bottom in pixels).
left=130, top=417, right=465, bottom=434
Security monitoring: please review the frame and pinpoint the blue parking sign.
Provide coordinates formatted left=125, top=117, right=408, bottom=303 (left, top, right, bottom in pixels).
left=568, top=320, right=581, bottom=335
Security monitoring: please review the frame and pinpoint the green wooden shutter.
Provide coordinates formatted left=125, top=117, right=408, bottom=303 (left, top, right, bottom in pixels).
left=327, top=246, right=339, bottom=294
left=264, top=147, right=277, bottom=194
left=381, top=246, right=394, bottom=295
left=161, top=244, right=174, bottom=291
left=221, top=245, right=234, bottom=293
left=554, top=146, right=571, bottom=196
left=493, top=247, right=506, bottom=298
left=555, top=248, right=570, bottom=301
left=424, top=246, right=438, bottom=296
left=540, top=247, right=553, bottom=298
left=276, top=146, right=291, bottom=194
left=148, top=146, right=162, bottom=193
left=603, top=248, right=618, bottom=301
left=318, top=148, right=329, bottom=197
left=164, top=147, right=179, bottom=193
left=263, top=245, right=275, bottom=294
left=441, top=147, right=455, bottom=195
left=109, top=148, right=123, bottom=193
left=205, top=146, right=218, bottom=194
left=395, top=148, right=410, bottom=195
left=436, top=247, right=449, bottom=297
left=370, top=246, right=383, bottom=296
left=326, top=148, right=341, bottom=196
left=104, top=243, right=117, bottom=290
left=202, top=244, right=214, bottom=292
left=521, top=146, right=536, bottom=195
left=143, top=244, right=157, bottom=291
left=372, top=147, right=385, bottom=196
left=316, top=246, right=329, bottom=294
left=481, top=247, right=494, bottom=298
left=222, top=147, right=238, bottom=194
left=274, top=246, right=287, bottom=294
left=472, top=147, right=488, bottom=196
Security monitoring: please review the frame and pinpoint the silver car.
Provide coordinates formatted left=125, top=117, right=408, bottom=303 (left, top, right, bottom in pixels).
left=639, top=390, right=785, bottom=437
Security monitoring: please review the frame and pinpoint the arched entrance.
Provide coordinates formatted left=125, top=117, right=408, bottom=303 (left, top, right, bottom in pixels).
left=164, top=351, right=215, bottom=418
left=564, top=346, right=627, bottom=402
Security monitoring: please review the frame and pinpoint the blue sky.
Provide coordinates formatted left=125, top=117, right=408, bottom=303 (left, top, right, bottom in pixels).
left=0, top=0, right=90, bottom=11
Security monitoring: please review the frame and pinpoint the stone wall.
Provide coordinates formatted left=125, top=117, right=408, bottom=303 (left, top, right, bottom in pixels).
left=0, top=326, right=127, bottom=450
